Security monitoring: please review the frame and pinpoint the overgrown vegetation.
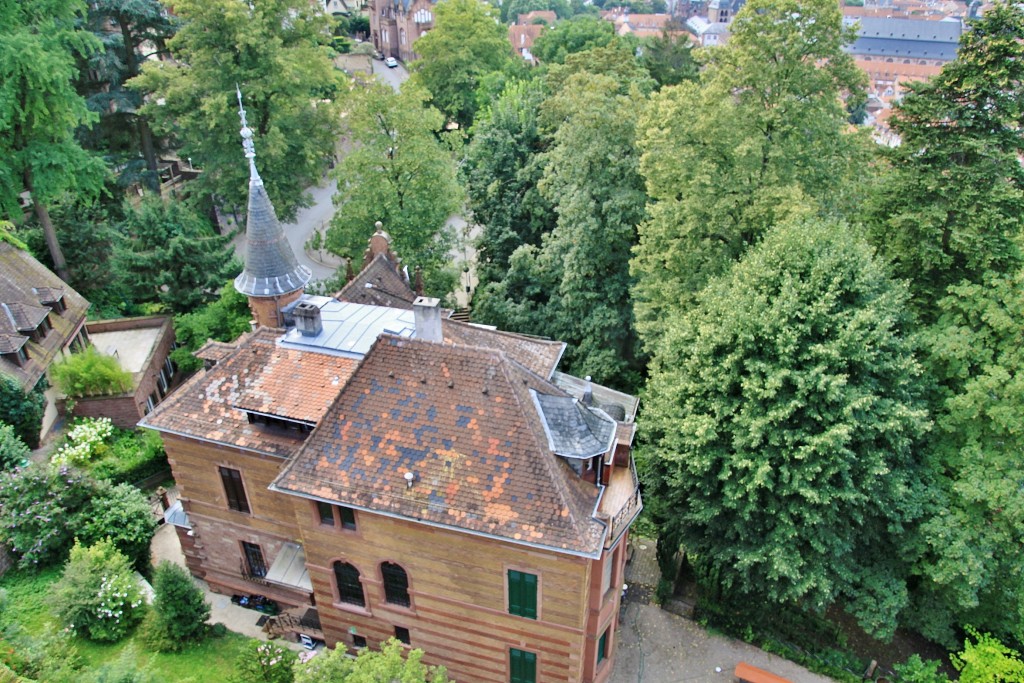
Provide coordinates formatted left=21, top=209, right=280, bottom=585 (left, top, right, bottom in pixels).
left=51, top=346, right=134, bottom=398
left=0, top=462, right=156, bottom=571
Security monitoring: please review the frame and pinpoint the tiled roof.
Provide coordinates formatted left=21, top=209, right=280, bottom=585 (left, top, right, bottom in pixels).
left=272, top=335, right=607, bottom=557
left=442, top=318, right=564, bottom=380
left=335, top=253, right=417, bottom=309
left=517, top=10, right=556, bottom=24
left=194, top=339, right=242, bottom=364
left=141, top=328, right=359, bottom=456
left=0, top=242, right=90, bottom=390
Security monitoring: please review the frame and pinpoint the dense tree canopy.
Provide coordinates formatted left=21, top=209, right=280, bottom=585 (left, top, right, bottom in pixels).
left=410, top=0, right=514, bottom=129
left=77, top=0, right=176, bottom=182
left=909, top=270, right=1024, bottom=646
left=464, top=79, right=554, bottom=283
left=116, top=199, right=239, bottom=314
left=631, top=0, right=868, bottom=349
left=530, top=15, right=616, bottom=64
left=131, top=0, right=345, bottom=222
left=0, top=0, right=106, bottom=282
left=865, top=1, right=1024, bottom=320
left=473, top=46, right=649, bottom=389
left=327, top=83, right=462, bottom=295
left=642, top=217, right=929, bottom=639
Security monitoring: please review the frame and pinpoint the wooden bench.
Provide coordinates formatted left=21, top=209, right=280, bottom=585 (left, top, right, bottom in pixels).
left=734, top=662, right=793, bottom=683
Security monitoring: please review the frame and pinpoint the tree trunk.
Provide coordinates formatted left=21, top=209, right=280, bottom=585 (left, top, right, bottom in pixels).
left=120, top=19, right=157, bottom=172
left=138, top=115, right=158, bottom=172
left=24, top=169, right=70, bottom=282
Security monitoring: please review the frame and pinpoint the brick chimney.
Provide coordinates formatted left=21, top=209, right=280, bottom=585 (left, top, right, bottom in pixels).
left=293, top=301, right=323, bottom=337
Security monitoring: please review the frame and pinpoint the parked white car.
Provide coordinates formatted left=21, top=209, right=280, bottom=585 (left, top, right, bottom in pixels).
left=384, top=56, right=398, bottom=68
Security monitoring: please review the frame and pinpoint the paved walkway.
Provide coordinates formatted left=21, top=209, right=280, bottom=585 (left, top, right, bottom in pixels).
left=611, top=539, right=834, bottom=683
left=149, top=524, right=306, bottom=651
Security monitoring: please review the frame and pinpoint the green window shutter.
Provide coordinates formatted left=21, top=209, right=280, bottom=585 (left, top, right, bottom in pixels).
left=508, top=570, right=521, bottom=615
left=510, top=648, right=536, bottom=683
left=598, top=629, right=608, bottom=664
left=522, top=572, right=537, bottom=619
left=508, top=570, right=537, bottom=619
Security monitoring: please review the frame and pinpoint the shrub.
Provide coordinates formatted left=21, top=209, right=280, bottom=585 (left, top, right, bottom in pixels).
left=86, top=643, right=155, bottom=683
left=894, top=655, right=950, bottom=683
left=51, top=417, right=115, bottom=467
left=0, top=423, right=29, bottom=471
left=1, top=626, right=84, bottom=682
left=51, top=346, right=133, bottom=398
left=79, top=482, right=157, bottom=573
left=0, top=376, right=44, bottom=449
left=229, top=640, right=296, bottom=683
left=171, top=283, right=252, bottom=373
left=0, top=464, right=101, bottom=568
left=144, top=561, right=210, bottom=651
left=90, top=429, right=167, bottom=485
left=53, top=539, right=145, bottom=643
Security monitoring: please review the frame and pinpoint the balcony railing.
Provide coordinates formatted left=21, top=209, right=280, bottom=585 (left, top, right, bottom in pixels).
left=601, top=459, right=642, bottom=547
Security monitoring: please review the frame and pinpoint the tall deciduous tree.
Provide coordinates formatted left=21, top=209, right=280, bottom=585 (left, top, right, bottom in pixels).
left=908, top=271, right=1024, bottom=646
left=864, top=2, right=1024, bottom=320
left=530, top=15, right=616, bottom=64
left=130, top=0, right=345, bottom=222
left=0, top=0, right=106, bottom=282
left=464, top=79, right=554, bottom=283
left=631, top=0, right=868, bottom=349
left=642, top=217, right=930, bottom=639
left=475, top=46, right=649, bottom=389
left=327, top=83, right=462, bottom=295
left=410, top=0, right=514, bottom=129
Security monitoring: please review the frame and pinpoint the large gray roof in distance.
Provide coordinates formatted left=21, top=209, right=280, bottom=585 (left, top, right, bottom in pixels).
left=844, top=17, right=961, bottom=61
left=234, top=179, right=312, bottom=298
left=531, top=391, right=617, bottom=459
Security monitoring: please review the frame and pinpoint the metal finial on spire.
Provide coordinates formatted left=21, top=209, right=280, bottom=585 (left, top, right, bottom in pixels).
left=236, top=85, right=260, bottom=183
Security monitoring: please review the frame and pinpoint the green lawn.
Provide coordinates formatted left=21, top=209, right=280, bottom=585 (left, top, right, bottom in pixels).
left=1, top=567, right=250, bottom=681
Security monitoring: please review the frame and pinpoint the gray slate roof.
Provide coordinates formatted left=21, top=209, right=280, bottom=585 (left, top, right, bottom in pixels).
left=845, top=17, right=961, bottom=61
left=531, top=391, right=616, bottom=459
left=234, top=178, right=312, bottom=298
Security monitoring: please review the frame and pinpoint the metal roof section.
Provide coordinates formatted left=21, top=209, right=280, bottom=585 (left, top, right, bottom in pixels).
left=278, top=298, right=417, bottom=358
left=233, top=88, right=312, bottom=299
left=531, top=390, right=617, bottom=459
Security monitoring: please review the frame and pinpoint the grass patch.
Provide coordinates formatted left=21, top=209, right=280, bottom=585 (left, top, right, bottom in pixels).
left=1, top=568, right=250, bottom=680
left=0, top=566, right=63, bottom=634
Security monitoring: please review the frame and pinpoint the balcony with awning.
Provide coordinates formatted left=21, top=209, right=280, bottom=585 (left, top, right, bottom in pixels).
left=264, top=542, right=312, bottom=592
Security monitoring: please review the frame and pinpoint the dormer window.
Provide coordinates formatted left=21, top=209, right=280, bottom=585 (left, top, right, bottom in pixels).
left=29, top=315, right=51, bottom=343
left=243, top=410, right=314, bottom=435
left=2, top=344, right=29, bottom=367
left=32, top=287, right=66, bottom=314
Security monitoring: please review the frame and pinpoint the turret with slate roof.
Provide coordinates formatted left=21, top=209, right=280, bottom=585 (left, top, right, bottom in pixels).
left=233, top=88, right=312, bottom=328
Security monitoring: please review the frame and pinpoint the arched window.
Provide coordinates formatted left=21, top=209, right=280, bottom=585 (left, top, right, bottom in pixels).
left=381, top=562, right=410, bottom=607
left=334, top=562, right=365, bottom=607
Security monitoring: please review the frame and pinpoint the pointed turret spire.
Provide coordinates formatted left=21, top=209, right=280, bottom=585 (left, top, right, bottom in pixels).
left=233, top=87, right=312, bottom=327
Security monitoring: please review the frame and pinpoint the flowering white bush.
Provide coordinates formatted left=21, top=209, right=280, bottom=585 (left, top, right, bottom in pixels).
left=54, top=539, right=145, bottom=643
left=51, top=417, right=114, bottom=466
